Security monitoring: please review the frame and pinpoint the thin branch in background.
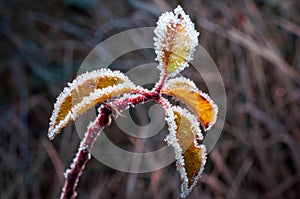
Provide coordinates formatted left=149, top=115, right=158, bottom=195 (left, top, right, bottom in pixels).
left=226, top=158, right=253, bottom=198
left=42, top=139, right=65, bottom=185
left=273, top=16, right=300, bottom=37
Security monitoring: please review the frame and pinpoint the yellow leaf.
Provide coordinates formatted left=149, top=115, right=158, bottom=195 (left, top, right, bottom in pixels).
left=48, top=69, right=137, bottom=140
left=154, top=6, right=199, bottom=77
left=163, top=77, right=218, bottom=131
left=164, top=106, right=206, bottom=197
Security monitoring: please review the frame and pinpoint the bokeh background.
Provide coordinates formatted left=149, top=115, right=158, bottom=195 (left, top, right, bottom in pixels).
left=1, top=0, right=300, bottom=198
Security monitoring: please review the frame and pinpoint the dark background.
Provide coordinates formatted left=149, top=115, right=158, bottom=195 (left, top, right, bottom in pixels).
left=1, top=0, right=300, bottom=198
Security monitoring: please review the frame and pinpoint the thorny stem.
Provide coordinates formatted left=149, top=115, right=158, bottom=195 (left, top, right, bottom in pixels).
left=60, top=147, right=90, bottom=199
left=60, top=104, right=112, bottom=199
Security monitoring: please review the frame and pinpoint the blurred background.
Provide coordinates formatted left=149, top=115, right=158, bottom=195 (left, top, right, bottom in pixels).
left=1, top=0, right=300, bottom=198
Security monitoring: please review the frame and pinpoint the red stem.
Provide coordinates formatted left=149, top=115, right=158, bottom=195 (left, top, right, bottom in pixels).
left=60, top=104, right=112, bottom=199
left=155, top=72, right=167, bottom=93
left=60, top=83, right=165, bottom=199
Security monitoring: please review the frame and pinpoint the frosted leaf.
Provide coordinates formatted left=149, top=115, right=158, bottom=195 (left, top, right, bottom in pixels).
left=181, top=144, right=207, bottom=198
left=154, top=5, right=199, bottom=78
left=162, top=77, right=218, bottom=131
left=48, top=68, right=138, bottom=140
left=161, top=101, right=206, bottom=197
left=163, top=76, right=197, bottom=90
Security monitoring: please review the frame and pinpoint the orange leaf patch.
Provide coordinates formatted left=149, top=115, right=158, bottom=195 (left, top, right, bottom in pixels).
left=163, top=77, right=218, bottom=130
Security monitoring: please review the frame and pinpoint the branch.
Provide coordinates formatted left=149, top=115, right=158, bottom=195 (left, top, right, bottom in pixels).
left=60, top=104, right=112, bottom=199
left=60, top=90, right=160, bottom=199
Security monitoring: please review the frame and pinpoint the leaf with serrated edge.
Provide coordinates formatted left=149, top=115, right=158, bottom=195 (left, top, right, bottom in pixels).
left=154, top=5, right=199, bottom=78
left=163, top=103, right=206, bottom=198
left=48, top=68, right=138, bottom=140
left=162, top=77, right=218, bottom=131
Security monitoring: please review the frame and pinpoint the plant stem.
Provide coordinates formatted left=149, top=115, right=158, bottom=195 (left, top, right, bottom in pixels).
left=60, top=89, right=162, bottom=199
left=155, top=72, right=167, bottom=93
left=60, top=104, right=112, bottom=199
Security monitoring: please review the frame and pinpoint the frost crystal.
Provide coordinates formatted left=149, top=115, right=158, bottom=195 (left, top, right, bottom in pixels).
left=163, top=76, right=197, bottom=91
left=160, top=98, right=188, bottom=194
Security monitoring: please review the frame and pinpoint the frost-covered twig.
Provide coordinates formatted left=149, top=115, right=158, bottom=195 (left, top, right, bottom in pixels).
left=60, top=104, right=112, bottom=199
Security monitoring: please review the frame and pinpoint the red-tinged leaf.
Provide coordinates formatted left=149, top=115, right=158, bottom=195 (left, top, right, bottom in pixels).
left=162, top=77, right=218, bottom=131
left=48, top=69, right=138, bottom=140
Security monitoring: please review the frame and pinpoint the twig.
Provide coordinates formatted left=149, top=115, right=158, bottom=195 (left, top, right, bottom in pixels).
left=60, top=104, right=112, bottom=199
left=272, top=16, right=300, bottom=37
left=60, top=93, right=159, bottom=199
left=42, top=139, right=64, bottom=184
left=226, top=158, right=253, bottom=199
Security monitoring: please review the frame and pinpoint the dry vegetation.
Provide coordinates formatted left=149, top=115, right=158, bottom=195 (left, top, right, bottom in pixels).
left=0, top=0, right=300, bottom=198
